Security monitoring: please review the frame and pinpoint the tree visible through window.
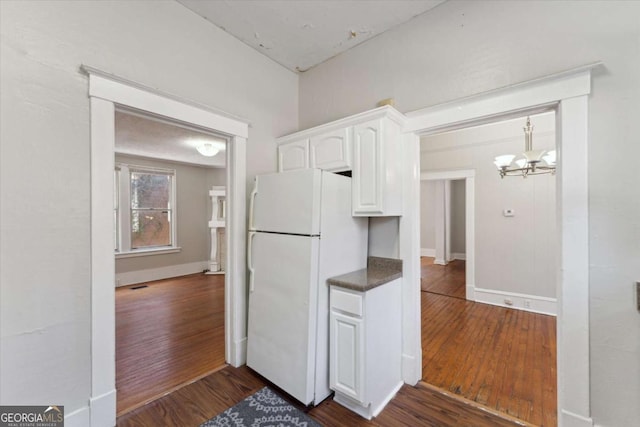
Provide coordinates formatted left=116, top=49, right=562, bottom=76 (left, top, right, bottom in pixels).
left=131, top=171, right=172, bottom=248
left=115, top=164, right=176, bottom=253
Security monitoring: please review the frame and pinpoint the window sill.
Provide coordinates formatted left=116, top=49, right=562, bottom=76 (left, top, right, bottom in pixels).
left=115, top=247, right=182, bottom=259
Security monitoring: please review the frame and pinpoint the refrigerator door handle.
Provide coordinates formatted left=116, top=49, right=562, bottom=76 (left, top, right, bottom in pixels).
left=247, top=231, right=257, bottom=292
left=248, top=180, right=258, bottom=231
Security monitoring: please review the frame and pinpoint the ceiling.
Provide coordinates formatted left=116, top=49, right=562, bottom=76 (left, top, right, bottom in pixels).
left=116, top=1, right=445, bottom=162
left=115, top=111, right=227, bottom=168
left=177, top=0, right=445, bottom=72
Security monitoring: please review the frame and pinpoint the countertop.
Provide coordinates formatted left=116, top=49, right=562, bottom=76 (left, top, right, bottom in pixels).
left=327, top=256, right=402, bottom=292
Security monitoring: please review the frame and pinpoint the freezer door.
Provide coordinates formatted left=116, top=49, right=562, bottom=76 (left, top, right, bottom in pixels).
left=252, top=169, right=322, bottom=235
left=247, top=232, right=320, bottom=405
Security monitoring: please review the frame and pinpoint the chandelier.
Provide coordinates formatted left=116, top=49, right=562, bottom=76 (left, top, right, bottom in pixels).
left=493, top=117, right=556, bottom=178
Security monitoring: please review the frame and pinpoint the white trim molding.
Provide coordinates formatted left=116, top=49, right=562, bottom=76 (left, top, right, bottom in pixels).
left=404, top=63, right=599, bottom=426
left=64, top=406, right=90, bottom=427
left=420, top=169, right=475, bottom=302
left=83, top=66, right=248, bottom=426
left=115, top=261, right=209, bottom=287
left=474, top=287, right=557, bottom=316
left=420, top=248, right=435, bottom=257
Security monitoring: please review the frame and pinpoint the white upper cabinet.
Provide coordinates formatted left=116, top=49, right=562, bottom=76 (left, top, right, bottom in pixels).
left=278, top=139, right=309, bottom=172
left=276, top=106, right=406, bottom=216
left=309, top=128, right=351, bottom=172
left=352, top=118, right=402, bottom=216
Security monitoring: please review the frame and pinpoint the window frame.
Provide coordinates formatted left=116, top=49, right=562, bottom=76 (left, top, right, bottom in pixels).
left=114, top=162, right=180, bottom=258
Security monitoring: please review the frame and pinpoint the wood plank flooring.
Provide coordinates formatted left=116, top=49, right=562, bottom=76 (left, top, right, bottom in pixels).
left=421, top=291, right=557, bottom=426
left=421, top=256, right=466, bottom=299
left=116, top=273, right=226, bottom=416
left=116, top=263, right=555, bottom=426
left=117, top=365, right=531, bottom=427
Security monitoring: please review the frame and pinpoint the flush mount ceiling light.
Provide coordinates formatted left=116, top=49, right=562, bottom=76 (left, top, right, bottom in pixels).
left=196, top=142, right=220, bottom=157
left=494, top=116, right=556, bottom=178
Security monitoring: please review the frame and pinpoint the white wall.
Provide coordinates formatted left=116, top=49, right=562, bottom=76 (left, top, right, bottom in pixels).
left=420, top=179, right=465, bottom=256
left=0, top=0, right=297, bottom=414
left=422, top=113, right=556, bottom=299
left=420, top=181, right=436, bottom=251
left=299, top=1, right=640, bottom=424
left=114, top=154, right=224, bottom=279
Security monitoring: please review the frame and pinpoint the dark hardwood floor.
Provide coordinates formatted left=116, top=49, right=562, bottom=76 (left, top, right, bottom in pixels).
left=116, top=263, right=555, bottom=426
left=421, top=256, right=466, bottom=298
left=116, top=273, right=226, bottom=416
left=421, top=257, right=557, bottom=426
left=117, top=365, right=531, bottom=427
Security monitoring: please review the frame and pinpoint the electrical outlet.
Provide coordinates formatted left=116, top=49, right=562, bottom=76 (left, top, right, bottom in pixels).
left=504, top=298, right=513, bottom=306
left=524, top=299, right=531, bottom=308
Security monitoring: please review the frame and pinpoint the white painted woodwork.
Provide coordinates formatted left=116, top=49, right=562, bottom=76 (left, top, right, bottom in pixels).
left=207, top=186, right=226, bottom=274
left=277, top=106, right=406, bottom=216
left=309, top=127, right=351, bottom=172
left=330, top=280, right=403, bottom=420
left=444, top=180, right=452, bottom=263
left=85, top=67, right=249, bottom=426
left=352, top=117, right=403, bottom=216
left=421, top=170, right=476, bottom=302
left=278, top=139, right=309, bottom=172
left=406, top=65, right=597, bottom=426
left=433, top=180, right=446, bottom=265
left=331, top=311, right=364, bottom=401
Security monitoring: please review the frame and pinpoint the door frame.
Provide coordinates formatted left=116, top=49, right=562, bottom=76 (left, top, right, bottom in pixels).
left=83, top=66, right=249, bottom=427
left=420, top=170, right=475, bottom=300
left=399, top=63, right=600, bottom=426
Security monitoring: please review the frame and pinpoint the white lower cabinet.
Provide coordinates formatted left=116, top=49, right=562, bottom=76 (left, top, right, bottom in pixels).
left=330, top=312, right=364, bottom=401
left=329, top=280, right=402, bottom=420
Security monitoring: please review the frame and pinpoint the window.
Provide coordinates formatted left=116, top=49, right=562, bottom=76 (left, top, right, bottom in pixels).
left=115, top=163, right=178, bottom=257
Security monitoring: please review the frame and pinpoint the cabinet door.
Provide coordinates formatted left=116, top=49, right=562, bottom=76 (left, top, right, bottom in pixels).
left=309, top=128, right=351, bottom=172
left=330, top=311, right=365, bottom=402
left=278, top=139, right=309, bottom=172
left=352, top=119, right=383, bottom=215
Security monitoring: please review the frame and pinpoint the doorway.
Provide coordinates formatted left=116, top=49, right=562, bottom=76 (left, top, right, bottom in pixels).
left=85, top=67, right=248, bottom=426
left=113, top=110, right=229, bottom=415
left=400, top=66, right=594, bottom=426
left=418, top=114, right=558, bottom=425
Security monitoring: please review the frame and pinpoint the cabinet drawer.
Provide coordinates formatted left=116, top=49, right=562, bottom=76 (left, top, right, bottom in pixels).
left=331, top=288, right=363, bottom=316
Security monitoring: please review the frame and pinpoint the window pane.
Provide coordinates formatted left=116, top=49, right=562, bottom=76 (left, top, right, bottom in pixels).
left=130, top=172, right=170, bottom=209
left=131, top=209, right=171, bottom=248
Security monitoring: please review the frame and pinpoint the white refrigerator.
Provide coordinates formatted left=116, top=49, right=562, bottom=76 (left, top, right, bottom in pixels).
left=247, top=168, right=368, bottom=405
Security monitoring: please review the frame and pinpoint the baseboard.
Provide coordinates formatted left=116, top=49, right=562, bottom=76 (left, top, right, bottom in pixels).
left=371, top=381, right=403, bottom=418
left=90, top=389, right=116, bottom=427
left=115, top=261, right=208, bottom=286
left=402, top=353, right=421, bottom=386
left=561, top=409, right=594, bottom=427
left=333, top=393, right=371, bottom=420
left=420, top=248, right=435, bottom=257
left=474, top=287, right=557, bottom=316
left=229, top=337, right=247, bottom=367
left=465, top=284, right=475, bottom=301
left=451, top=252, right=466, bottom=260
left=64, top=405, right=90, bottom=427
left=434, top=258, right=446, bottom=265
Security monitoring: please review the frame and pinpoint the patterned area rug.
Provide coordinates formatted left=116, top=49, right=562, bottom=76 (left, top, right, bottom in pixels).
left=201, top=386, right=322, bottom=427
